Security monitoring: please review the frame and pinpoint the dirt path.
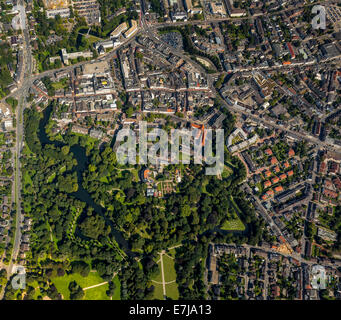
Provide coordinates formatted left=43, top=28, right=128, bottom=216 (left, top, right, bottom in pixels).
left=83, top=281, right=108, bottom=291
left=159, top=251, right=166, bottom=297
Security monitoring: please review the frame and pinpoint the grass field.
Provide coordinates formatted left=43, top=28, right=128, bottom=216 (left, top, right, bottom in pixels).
left=221, top=218, right=245, bottom=231
left=111, top=275, right=121, bottom=300
left=52, top=272, right=106, bottom=300
left=165, top=281, right=179, bottom=300
left=51, top=78, right=69, bottom=90
left=162, top=254, right=177, bottom=283
left=221, top=196, right=245, bottom=231
left=151, top=252, right=179, bottom=300
left=47, top=273, right=121, bottom=300
left=23, top=170, right=33, bottom=186
left=84, top=283, right=109, bottom=300
left=152, top=282, right=164, bottom=300
left=153, top=261, right=163, bottom=283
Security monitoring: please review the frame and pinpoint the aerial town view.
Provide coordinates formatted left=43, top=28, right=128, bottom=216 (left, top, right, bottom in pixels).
left=0, top=0, right=341, bottom=308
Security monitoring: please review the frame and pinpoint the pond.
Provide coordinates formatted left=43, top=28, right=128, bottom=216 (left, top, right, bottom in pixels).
left=38, top=105, right=136, bottom=257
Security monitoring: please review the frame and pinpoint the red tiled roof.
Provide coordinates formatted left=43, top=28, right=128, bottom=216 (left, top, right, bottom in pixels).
left=265, top=148, right=273, bottom=155
left=265, top=170, right=272, bottom=177
left=272, top=177, right=280, bottom=184
left=323, top=188, right=338, bottom=199
left=280, top=173, right=287, bottom=180
left=319, top=162, right=327, bottom=173
left=275, top=186, right=283, bottom=192
left=266, top=189, right=274, bottom=196
left=264, top=181, right=272, bottom=188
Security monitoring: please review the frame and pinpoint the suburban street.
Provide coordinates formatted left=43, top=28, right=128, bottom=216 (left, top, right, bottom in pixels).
left=6, top=0, right=32, bottom=282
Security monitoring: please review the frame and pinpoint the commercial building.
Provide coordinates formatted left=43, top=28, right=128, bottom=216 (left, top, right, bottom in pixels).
left=110, top=22, right=128, bottom=39
left=225, top=0, right=246, bottom=17
left=123, top=20, right=138, bottom=39
left=61, top=48, right=93, bottom=64
left=46, top=8, right=70, bottom=19
left=184, top=0, right=192, bottom=13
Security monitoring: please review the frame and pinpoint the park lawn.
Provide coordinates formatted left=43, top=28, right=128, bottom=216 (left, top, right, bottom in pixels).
left=23, top=170, right=33, bottom=196
left=201, top=178, right=211, bottom=195
left=167, top=248, right=176, bottom=258
left=86, top=34, right=102, bottom=45
left=221, top=217, right=245, bottom=231
left=52, top=271, right=105, bottom=300
left=111, top=275, right=121, bottom=300
left=47, top=172, right=56, bottom=183
left=51, top=78, right=69, bottom=90
left=151, top=261, right=163, bottom=283
left=23, top=197, right=32, bottom=213
left=137, top=225, right=152, bottom=240
left=23, top=170, right=33, bottom=186
left=0, top=133, right=5, bottom=146
left=222, top=165, right=233, bottom=179
left=165, top=281, right=179, bottom=300
left=22, top=144, right=33, bottom=156
left=152, top=283, right=164, bottom=300
left=51, top=82, right=64, bottom=90
left=84, top=282, right=109, bottom=300
left=230, top=196, right=243, bottom=214
left=131, top=168, right=139, bottom=182
left=30, top=281, right=43, bottom=300
left=115, top=191, right=126, bottom=203
left=162, top=254, right=177, bottom=283
left=99, top=176, right=109, bottom=183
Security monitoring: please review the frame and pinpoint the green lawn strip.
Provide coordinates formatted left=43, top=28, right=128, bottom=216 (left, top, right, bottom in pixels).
left=151, top=261, right=163, bottom=283
left=111, top=275, right=121, bottom=300
left=131, top=168, right=139, bottom=182
left=165, top=281, right=179, bottom=300
left=152, top=283, right=164, bottom=300
left=230, top=196, right=242, bottom=214
left=47, top=172, right=56, bottom=183
left=23, top=170, right=33, bottom=187
left=162, top=254, right=176, bottom=283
